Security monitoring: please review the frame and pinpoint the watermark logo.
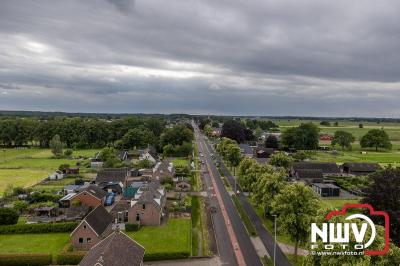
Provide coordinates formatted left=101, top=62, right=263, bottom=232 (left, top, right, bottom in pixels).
left=310, top=204, right=390, bottom=256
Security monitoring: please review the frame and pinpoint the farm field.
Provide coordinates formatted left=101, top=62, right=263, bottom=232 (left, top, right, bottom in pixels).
left=126, top=218, right=191, bottom=255
left=271, top=119, right=400, bottom=165
left=0, top=233, right=69, bottom=255
left=0, top=148, right=99, bottom=194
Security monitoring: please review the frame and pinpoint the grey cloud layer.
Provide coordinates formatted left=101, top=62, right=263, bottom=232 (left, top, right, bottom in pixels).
left=0, top=0, right=400, bottom=116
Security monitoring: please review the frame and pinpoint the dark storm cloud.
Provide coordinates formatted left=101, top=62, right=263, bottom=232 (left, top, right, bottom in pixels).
left=0, top=0, right=400, bottom=116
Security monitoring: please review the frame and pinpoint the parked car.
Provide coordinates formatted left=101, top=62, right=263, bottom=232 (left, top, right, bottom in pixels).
left=104, top=192, right=115, bottom=206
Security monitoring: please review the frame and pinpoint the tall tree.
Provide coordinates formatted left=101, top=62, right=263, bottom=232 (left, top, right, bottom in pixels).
left=362, top=167, right=400, bottom=246
left=269, top=152, right=293, bottom=171
left=252, top=171, right=286, bottom=215
left=226, top=144, right=242, bottom=175
left=331, top=130, right=355, bottom=150
left=49, top=134, right=63, bottom=156
left=281, top=123, right=319, bottom=150
left=119, top=127, right=156, bottom=149
left=272, top=183, right=320, bottom=261
left=360, top=129, right=392, bottom=151
left=221, top=120, right=246, bottom=143
left=265, top=135, right=279, bottom=149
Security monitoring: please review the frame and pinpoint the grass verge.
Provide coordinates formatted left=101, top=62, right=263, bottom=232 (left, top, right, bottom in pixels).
left=231, top=194, right=257, bottom=236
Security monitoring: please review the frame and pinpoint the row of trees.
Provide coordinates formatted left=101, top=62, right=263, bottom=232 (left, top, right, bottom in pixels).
left=280, top=123, right=392, bottom=151
left=0, top=117, right=166, bottom=148
left=237, top=158, right=400, bottom=263
left=216, top=138, right=242, bottom=174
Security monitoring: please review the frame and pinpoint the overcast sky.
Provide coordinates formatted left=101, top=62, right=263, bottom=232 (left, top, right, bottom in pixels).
left=1, top=0, right=400, bottom=117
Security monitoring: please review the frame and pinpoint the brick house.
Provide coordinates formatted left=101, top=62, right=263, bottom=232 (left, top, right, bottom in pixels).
left=95, top=168, right=129, bottom=188
left=152, top=161, right=174, bottom=182
left=70, top=185, right=107, bottom=208
left=79, top=230, right=145, bottom=266
left=128, top=183, right=166, bottom=226
left=70, top=205, right=113, bottom=250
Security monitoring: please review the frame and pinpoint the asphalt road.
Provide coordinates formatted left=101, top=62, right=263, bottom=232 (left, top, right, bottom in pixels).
left=195, top=126, right=263, bottom=266
left=203, top=140, right=292, bottom=266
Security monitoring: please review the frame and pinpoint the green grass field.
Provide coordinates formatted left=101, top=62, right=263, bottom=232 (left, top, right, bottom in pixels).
left=319, top=198, right=360, bottom=210
left=0, top=233, right=69, bottom=255
left=0, top=148, right=99, bottom=194
left=172, top=158, right=189, bottom=168
left=126, top=218, right=191, bottom=255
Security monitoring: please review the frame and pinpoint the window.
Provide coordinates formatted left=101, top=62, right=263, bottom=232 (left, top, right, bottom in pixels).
left=136, top=213, right=140, bottom=222
left=83, top=225, right=87, bottom=229
left=142, top=204, right=146, bottom=210
left=79, top=238, right=83, bottom=243
left=87, top=238, right=92, bottom=243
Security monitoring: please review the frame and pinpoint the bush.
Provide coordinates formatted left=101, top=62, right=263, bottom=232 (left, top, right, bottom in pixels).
left=0, top=254, right=52, bottom=266
left=0, top=221, right=78, bottom=234
left=125, top=223, right=140, bottom=232
left=57, top=252, right=86, bottom=265
left=0, top=207, right=19, bottom=225
left=143, top=251, right=190, bottom=261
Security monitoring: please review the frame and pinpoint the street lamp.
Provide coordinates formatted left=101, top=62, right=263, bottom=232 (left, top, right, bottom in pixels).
left=272, top=214, right=277, bottom=266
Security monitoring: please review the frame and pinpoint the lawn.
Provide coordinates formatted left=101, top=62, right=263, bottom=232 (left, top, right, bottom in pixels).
left=126, top=218, right=191, bottom=255
left=0, top=233, right=69, bottom=255
left=319, top=198, right=360, bottom=210
left=173, top=158, right=189, bottom=168
left=0, top=148, right=98, bottom=194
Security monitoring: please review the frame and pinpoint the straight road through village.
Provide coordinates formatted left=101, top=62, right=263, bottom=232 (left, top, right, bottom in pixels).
left=194, top=125, right=262, bottom=266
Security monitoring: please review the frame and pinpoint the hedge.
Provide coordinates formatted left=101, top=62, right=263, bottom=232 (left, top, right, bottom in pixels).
left=231, top=195, right=257, bottom=236
left=143, top=251, right=190, bottom=261
left=0, top=221, right=78, bottom=234
left=125, top=223, right=140, bottom=232
left=56, top=252, right=86, bottom=265
left=0, top=254, right=52, bottom=266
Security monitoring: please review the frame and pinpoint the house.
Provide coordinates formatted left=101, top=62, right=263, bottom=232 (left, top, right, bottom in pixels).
left=34, top=206, right=58, bottom=217
left=123, top=182, right=145, bottom=199
left=110, top=200, right=130, bottom=223
left=239, top=144, right=254, bottom=158
left=59, top=193, right=77, bottom=208
left=295, top=169, right=324, bottom=184
left=312, top=183, right=340, bottom=197
left=128, top=183, right=166, bottom=226
left=66, top=168, right=80, bottom=175
left=70, top=185, right=107, bottom=208
left=319, top=134, right=334, bottom=141
left=49, top=170, right=64, bottom=180
left=63, top=184, right=85, bottom=195
left=90, top=152, right=103, bottom=169
left=95, top=168, right=129, bottom=188
left=70, top=205, right=113, bottom=250
left=78, top=230, right=145, bottom=266
left=254, top=147, right=274, bottom=158
left=152, top=161, right=175, bottom=182
left=116, top=151, right=128, bottom=161
left=341, top=163, right=381, bottom=176
left=211, top=127, right=222, bottom=137
left=101, top=182, right=124, bottom=194
left=292, top=162, right=340, bottom=176
left=139, top=148, right=159, bottom=164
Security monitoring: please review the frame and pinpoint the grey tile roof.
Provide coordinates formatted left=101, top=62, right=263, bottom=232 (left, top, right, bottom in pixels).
left=85, top=206, right=114, bottom=236
left=79, top=231, right=145, bottom=266
left=96, top=168, right=128, bottom=185
left=79, top=185, right=107, bottom=200
left=342, top=162, right=381, bottom=172
left=293, top=162, right=340, bottom=174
